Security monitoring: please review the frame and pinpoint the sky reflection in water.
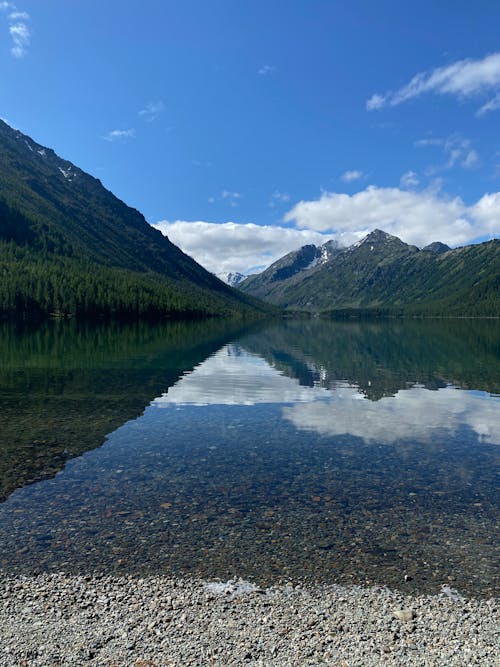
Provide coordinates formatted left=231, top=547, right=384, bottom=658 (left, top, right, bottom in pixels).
left=154, top=344, right=499, bottom=447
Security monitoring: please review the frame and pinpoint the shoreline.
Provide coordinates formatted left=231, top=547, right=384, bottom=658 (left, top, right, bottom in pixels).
left=0, top=572, right=497, bottom=666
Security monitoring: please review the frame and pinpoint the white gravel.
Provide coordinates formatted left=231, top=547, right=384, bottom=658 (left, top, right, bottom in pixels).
left=0, top=573, right=498, bottom=666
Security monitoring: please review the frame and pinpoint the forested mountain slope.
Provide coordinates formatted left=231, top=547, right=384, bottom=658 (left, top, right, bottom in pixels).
left=0, top=120, right=266, bottom=320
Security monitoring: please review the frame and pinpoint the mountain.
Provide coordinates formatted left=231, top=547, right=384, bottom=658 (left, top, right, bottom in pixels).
left=240, top=239, right=341, bottom=295
left=0, top=120, right=266, bottom=320
left=238, top=229, right=500, bottom=316
left=216, top=271, right=248, bottom=287
left=422, top=241, right=451, bottom=254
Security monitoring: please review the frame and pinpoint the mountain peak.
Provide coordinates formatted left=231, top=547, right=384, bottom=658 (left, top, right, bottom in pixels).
left=422, top=241, right=451, bottom=254
left=364, top=229, right=398, bottom=242
left=351, top=229, right=405, bottom=250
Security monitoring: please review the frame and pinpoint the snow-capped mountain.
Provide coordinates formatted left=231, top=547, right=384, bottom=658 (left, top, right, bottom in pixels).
left=216, top=271, right=248, bottom=287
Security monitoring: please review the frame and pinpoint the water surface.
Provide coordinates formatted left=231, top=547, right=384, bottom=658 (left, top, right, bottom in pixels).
left=0, top=319, right=498, bottom=597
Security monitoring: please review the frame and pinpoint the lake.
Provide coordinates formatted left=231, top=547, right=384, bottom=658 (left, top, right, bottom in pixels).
left=0, top=318, right=498, bottom=598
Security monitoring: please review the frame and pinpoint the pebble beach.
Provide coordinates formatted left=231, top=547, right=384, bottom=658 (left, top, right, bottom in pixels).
left=0, top=573, right=497, bottom=666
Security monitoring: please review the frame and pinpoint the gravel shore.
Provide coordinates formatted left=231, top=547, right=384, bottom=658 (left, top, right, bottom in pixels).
left=0, top=573, right=497, bottom=666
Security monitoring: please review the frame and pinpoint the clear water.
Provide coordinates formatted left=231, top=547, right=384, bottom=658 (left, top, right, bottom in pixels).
left=0, top=319, right=498, bottom=597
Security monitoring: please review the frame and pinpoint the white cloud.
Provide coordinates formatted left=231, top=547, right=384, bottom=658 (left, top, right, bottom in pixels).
left=400, top=171, right=419, bottom=189
left=341, top=169, right=364, bottom=183
left=8, top=10, right=27, bottom=19
left=471, top=192, right=500, bottom=236
left=10, top=21, right=29, bottom=57
left=103, top=128, right=135, bottom=142
left=443, top=136, right=478, bottom=169
left=366, top=93, right=385, bottom=111
left=415, top=134, right=479, bottom=172
left=284, top=185, right=500, bottom=247
left=477, top=92, right=500, bottom=116
left=271, top=190, right=290, bottom=202
left=221, top=189, right=241, bottom=200
left=461, top=149, right=479, bottom=169
left=1, top=2, right=30, bottom=58
left=258, top=64, right=275, bottom=75
left=268, top=190, right=290, bottom=207
left=414, top=138, right=442, bottom=148
left=367, top=52, right=500, bottom=115
left=138, top=101, right=165, bottom=122
left=207, top=190, right=242, bottom=207
left=152, top=219, right=332, bottom=274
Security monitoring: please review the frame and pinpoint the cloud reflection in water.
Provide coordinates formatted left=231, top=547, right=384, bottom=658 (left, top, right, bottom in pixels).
left=152, top=344, right=500, bottom=446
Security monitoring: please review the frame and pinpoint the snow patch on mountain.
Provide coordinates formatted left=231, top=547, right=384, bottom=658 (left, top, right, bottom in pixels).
left=56, top=164, right=77, bottom=182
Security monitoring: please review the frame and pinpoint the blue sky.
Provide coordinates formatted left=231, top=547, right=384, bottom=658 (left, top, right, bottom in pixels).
left=2, top=0, right=500, bottom=274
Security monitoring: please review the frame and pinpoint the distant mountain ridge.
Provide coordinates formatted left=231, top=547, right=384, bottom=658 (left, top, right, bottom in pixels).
left=238, top=229, right=500, bottom=316
left=0, top=120, right=266, bottom=320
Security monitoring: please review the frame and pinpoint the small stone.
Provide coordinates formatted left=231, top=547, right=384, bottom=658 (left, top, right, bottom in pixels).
left=393, top=608, right=415, bottom=622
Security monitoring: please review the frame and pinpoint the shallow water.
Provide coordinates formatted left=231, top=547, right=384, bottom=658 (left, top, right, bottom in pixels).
left=0, top=319, right=498, bottom=596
